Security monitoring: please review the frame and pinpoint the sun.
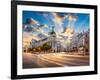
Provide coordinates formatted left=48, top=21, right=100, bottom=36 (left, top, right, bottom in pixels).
left=64, top=27, right=75, bottom=38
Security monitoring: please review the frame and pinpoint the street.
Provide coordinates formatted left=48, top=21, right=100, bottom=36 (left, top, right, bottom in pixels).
left=23, top=52, right=89, bottom=69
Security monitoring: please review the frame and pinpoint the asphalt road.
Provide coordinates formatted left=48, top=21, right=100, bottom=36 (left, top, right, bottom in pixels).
left=23, top=52, right=89, bottom=69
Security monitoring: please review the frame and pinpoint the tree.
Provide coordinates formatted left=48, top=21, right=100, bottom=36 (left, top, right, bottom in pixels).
left=41, top=43, right=51, bottom=52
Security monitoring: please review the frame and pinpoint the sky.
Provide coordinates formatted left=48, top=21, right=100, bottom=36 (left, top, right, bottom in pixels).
left=23, top=11, right=90, bottom=34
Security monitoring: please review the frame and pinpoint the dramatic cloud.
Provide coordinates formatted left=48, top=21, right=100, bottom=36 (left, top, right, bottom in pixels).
left=52, top=13, right=64, bottom=34
left=68, top=14, right=77, bottom=22
left=51, top=13, right=77, bottom=34
left=67, top=14, right=78, bottom=28
left=27, top=17, right=39, bottom=25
